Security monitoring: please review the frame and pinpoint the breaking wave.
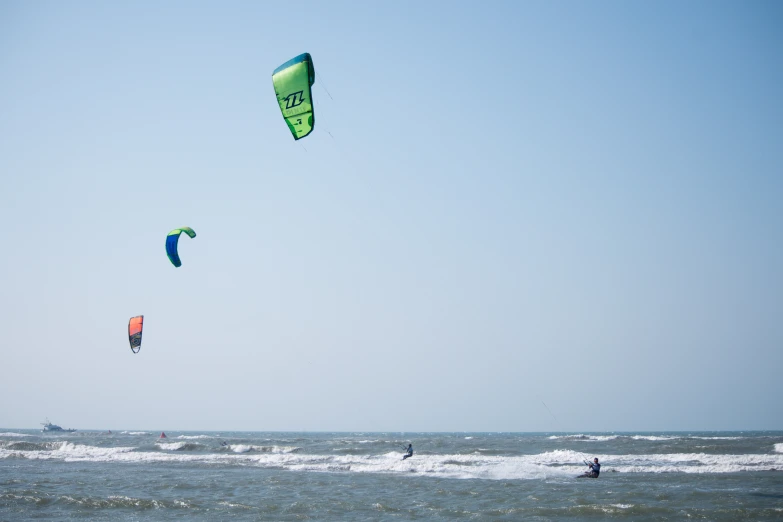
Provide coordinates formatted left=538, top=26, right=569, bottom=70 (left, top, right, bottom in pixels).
left=156, top=442, right=205, bottom=451
left=548, top=434, right=619, bottom=441
left=228, top=444, right=301, bottom=454
left=547, top=434, right=750, bottom=442
left=3, top=443, right=782, bottom=479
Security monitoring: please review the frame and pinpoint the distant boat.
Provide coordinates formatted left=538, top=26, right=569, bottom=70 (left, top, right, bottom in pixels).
left=160, top=432, right=167, bottom=439
left=41, top=418, right=76, bottom=432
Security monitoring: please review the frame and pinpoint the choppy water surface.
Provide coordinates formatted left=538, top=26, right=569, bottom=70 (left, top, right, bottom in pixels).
left=2, top=430, right=782, bottom=520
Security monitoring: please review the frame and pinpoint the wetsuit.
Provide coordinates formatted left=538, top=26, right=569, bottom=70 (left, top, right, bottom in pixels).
left=403, top=445, right=413, bottom=460
left=588, top=462, right=600, bottom=477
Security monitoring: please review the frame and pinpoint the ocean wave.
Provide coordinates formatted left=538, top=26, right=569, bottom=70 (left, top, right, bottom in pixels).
left=0, top=441, right=136, bottom=461
left=217, top=500, right=254, bottom=510
left=629, top=435, right=679, bottom=441
left=176, top=434, right=216, bottom=440
left=0, top=441, right=66, bottom=452
left=229, top=444, right=300, bottom=454
left=3, top=443, right=782, bottom=479
left=156, top=442, right=205, bottom=451
left=0, top=432, right=29, bottom=438
left=36, top=494, right=193, bottom=509
left=121, top=431, right=149, bottom=435
left=334, top=439, right=381, bottom=445
left=548, top=434, right=747, bottom=443
left=629, top=435, right=746, bottom=441
left=688, top=435, right=747, bottom=440
left=547, top=434, right=619, bottom=442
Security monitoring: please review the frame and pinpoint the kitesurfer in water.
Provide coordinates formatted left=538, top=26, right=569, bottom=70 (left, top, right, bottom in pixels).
left=402, top=444, right=413, bottom=460
left=581, top=458, right=600, bottom=478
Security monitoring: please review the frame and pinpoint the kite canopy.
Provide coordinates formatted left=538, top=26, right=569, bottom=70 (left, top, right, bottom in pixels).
left=166, top=227, right=196, bottom=267
left=272, top=53, right=315, bottom=140
left=128, top=315, right=143, bottom=354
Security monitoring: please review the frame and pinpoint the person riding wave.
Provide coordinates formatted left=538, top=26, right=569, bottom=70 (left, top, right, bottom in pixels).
left=581, top=457, right=600, bottom=478
left=402, top=444, right=413, bottom=460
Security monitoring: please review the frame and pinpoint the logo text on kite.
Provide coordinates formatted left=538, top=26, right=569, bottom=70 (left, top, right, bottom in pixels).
left=284, top=91, right=305, bottom=110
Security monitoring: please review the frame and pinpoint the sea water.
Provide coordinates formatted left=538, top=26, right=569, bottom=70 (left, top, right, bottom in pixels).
left=2, top=430, right=782, bottom=520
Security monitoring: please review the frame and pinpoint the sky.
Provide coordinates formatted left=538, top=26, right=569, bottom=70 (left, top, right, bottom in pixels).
left=0, top=0, right=781, bottom=432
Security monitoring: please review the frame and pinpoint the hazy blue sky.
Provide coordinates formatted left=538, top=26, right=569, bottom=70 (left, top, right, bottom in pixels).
left=1, top=0, right=781, bottom=432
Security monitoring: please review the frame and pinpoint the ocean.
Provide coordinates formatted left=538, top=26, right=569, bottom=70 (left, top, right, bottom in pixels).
left=2, top=430, right=782, bottom=520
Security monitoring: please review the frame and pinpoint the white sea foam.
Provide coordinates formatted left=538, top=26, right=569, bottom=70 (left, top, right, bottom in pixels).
left=217, top=501, right=252, bottom=509
left=176, top=435, right=215, bottom=439
left=156, top=442, right=190, bottom=451
left=627, top=435, right=744, bottom=441
left=230, top=444, right=300, bottom=454
left=549, top=434, right=746, bottom=442
left=3, top=443, right=782, bottom=479
left=592, top=504, right=634, bottom=514
left=604, top=451, right=783, bottom=473
left=1, top=441, right=137, bottom=461
left=121, top=431, right=149, bottom=435
left=548, top=434, right=619, bottom=442
left=689, top=437, right=747, bottom=440
left=0, top=432, right=29, bottom=437
left=774, top=443, right=783, bottom=453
